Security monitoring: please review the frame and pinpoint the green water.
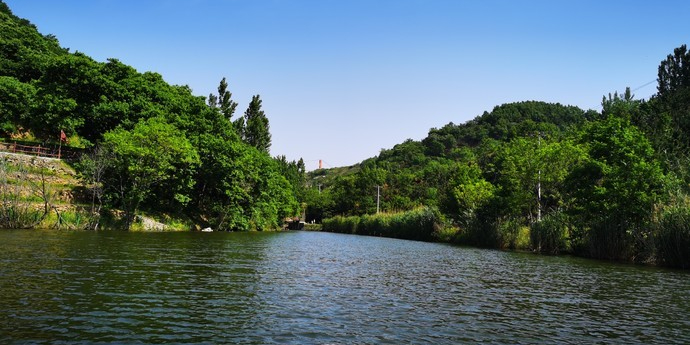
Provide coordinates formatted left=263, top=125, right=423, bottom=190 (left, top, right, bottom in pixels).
left=0, top=230, right=688, bottom=344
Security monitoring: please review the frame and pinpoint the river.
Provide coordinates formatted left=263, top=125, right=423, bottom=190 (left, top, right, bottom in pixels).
left=0, top=229, right=688, bottom=344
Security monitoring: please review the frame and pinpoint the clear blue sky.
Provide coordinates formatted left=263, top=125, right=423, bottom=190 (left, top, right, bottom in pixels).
left=6, top=0, right=690, bottom=169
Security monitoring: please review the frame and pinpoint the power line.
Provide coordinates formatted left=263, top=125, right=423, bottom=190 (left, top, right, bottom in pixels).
left=631, top=79, right=657, bottom=93
left=591, top=79, right=657, bottom=110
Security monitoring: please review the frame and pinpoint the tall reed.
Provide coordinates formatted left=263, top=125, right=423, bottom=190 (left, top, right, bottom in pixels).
left=322, top=207, right=441, bottom=241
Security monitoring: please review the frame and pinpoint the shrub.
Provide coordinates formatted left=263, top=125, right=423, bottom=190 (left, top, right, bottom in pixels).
left=530, top=211, right=571, bottom=254
left=459, top=214, right=500, bottom=248
left=497, top=218, right=529, bottom=250
left=322, top=207, right=442, bottom=242
left=322, top=215, right=359, bottom=234
left=655, top=206, right=690, bottom=268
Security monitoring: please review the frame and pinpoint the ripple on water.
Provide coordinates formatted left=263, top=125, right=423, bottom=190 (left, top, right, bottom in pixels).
left=0, top=230, right=689, bottom=344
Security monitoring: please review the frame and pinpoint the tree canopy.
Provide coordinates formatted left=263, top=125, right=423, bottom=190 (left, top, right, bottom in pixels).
left=0, top=2, right=300, bottom=231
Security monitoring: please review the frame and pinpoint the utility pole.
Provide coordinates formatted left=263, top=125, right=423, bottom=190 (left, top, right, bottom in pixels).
left=376, top=185, right=380, bottom=214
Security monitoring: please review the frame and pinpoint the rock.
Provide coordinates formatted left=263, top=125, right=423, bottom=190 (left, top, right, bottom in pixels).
left=136, top=215, right=168, bottom=231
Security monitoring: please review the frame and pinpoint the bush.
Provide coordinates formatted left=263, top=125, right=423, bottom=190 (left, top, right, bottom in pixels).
left=322, top=215, right=359, bottom=234
left=322, top=207, right=442, bottom=241
left=432, top=224, right=460, bottom=242
left=530, top=211, right=571, bottom=254
left=458, top=214, right=500, bottom=248
left=655, top=206, right=690, bottom=268
left=497, top=218, right=530, bottom=250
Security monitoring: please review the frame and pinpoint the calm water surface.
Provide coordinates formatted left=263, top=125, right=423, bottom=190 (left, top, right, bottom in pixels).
left=0, top=230, right=688, bottom=344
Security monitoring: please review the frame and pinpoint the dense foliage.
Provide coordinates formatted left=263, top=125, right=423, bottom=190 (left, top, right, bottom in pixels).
left=322, top=207, right=442, bottom=242
left=0, top=2, right=300, bottom=230
left=309, top=46, right=690, bottom=268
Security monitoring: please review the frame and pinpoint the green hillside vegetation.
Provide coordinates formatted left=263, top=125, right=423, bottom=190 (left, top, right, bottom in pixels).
left=0, top=153, right=78, bottom=229
left=308, top=46, right=690, bottom=268
left=0, top=1, right=303, bottom=231
left=3, top=1, right=690, bottom=268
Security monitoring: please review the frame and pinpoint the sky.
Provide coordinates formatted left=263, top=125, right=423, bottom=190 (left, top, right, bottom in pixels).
left=5, top=0, right=690, bottom=170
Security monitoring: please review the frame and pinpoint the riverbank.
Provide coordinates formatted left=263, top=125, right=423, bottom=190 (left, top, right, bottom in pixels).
left=320, top=206, right=690, bottom=269
left=4, top=150, right=687, bottom=268
left=0, top=152, right=198, bottom=231
left=321, top=207, right=457, bottom=242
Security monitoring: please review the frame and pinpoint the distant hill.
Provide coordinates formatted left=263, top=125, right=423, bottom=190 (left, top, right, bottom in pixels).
left=420, top=101, right=599, bottom=157
left=310, top=100, right=595, bottom=181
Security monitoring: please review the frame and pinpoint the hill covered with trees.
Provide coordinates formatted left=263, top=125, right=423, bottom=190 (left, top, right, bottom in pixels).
left=308, top=46, right=690, bottom=268
left=0, top=1, right=304, bottom=231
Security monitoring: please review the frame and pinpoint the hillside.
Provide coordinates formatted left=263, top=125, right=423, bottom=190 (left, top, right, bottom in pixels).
left=307, top=100, right=595, bottom=192
left=0, top=152, right=79, bottom=228
left=0, top=0, right=302, bottom=231
left=306, top=45, right=690, bottom=267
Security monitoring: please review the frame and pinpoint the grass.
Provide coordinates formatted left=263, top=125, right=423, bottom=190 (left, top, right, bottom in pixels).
left=303, top=223, right=322, bottom=231
left=322, top=207, right=443, bottom=242
left=654, top=205, right=690, bottom=268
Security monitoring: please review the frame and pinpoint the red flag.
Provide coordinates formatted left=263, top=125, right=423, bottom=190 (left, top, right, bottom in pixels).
left=60, top=130, right=67, bottom=142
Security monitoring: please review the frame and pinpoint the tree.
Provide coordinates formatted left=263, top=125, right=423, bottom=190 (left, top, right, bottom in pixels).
left=450, top=159, right=495, bottom=226
left=0, top=76, right=34, bottom=134
left=192, top=135, right=298, bottom=231
left=487, top=136, right=587, bottom=224
left=602, top=87, right=642, bottom=120
left=241, top=95, right=271, bottom=152
left=645, top=45, right=690, bottom=186
left=76, top=145, right=113, bottom=230
left=565, top=116, right=665, bottom=259
left=297, top=158, right=306, bottom=175
left=216, top=77, right=237, bottom=119
left=275, top=155, right=307, bottom=204
left=657, top=44, right=690, bottom=98
left=233, top=116, right=245, bottom=139
left=102, top=117, right=200, bottom=229
left=30, top=53, right=104, bottom=138
left=207, top=93, right=218, bottom=108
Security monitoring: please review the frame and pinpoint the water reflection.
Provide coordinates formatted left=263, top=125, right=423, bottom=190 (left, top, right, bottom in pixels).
left=0, top=230, right=268, bottom=344
left=0, top=230, right=688, bottom=344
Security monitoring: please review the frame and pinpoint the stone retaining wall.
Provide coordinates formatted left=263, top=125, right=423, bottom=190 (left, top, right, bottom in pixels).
left=0, top=151, right=75, bottom=176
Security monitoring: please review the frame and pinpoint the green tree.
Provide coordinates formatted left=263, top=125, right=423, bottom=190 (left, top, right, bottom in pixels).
left=217, top=77, right=238, bottom=120
left=602, top=87, right=642, bottom=120
left=565, top=116, right=665, bottom=259
left=193, top=135, right=298, bottom=231
left=0, top=76, right=35, bottom=134
left=496, top=136, right=588, bottom=221
left=644, top=45, right=690, bottom=186
left=240, top=95, right=271, bottom=152
left=0, top=3, right=65, bottom=82
left=355, top=167, right=387, bottom=214
left=303, top=185, right=334, bottom=223
left=275, top=155, right=307, bottom=204
left=102, top=117, right=200, bottom=229
left=657, top=44, right=690, bottom=98
left=450, top=160, right=495, bottom=226
left=207, top=93, right=218, bottom=108
left=233, top=116, right=245, bottom=139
